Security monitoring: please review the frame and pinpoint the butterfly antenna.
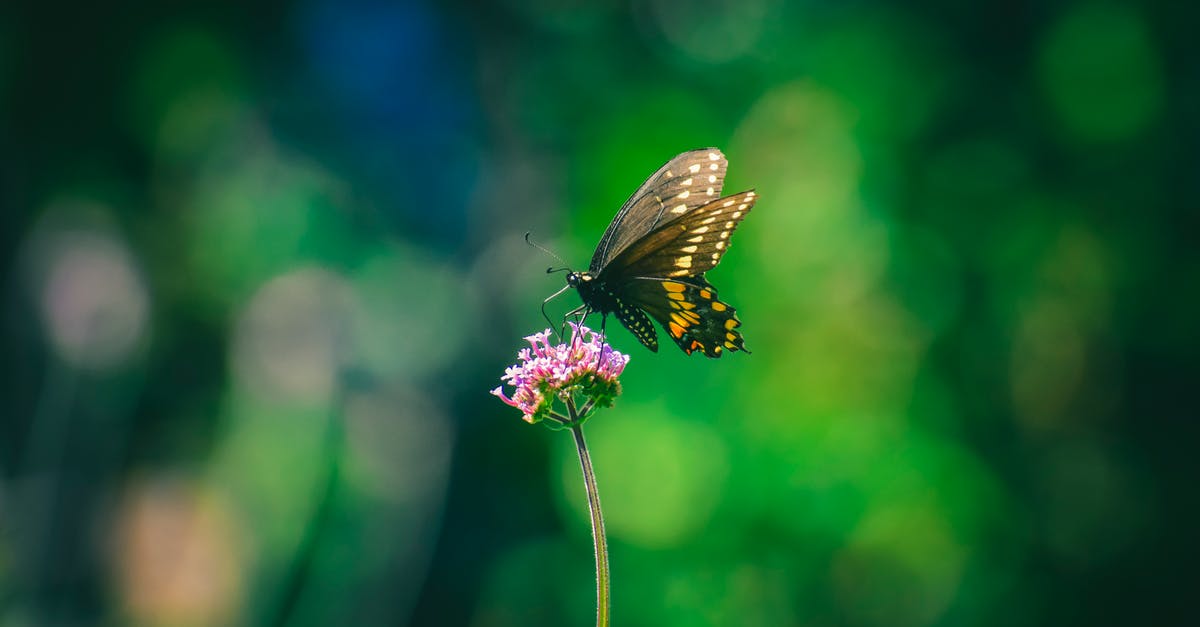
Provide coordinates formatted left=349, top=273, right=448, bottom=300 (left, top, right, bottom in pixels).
left=525, top=232, right=572, bottom=272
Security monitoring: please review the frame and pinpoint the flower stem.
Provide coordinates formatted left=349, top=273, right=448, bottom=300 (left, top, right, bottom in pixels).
left=567, top=401, right=610, bottom=627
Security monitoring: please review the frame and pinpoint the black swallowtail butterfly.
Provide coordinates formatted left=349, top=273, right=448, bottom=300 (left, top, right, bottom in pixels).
left=564, top=148, right=753, bottom=357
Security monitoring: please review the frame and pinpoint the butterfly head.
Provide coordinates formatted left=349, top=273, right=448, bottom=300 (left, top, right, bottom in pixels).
left=565, top=271, right=592, bottom=288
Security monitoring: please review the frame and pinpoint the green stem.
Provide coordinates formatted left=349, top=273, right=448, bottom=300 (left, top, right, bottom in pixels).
left=567, top=400, right=610, bottom=627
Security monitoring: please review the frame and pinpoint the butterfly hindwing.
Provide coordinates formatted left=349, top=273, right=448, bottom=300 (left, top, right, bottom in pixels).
left=620, top=277, right=749, bottom=357
left=590, top=148, right=728, bottom=272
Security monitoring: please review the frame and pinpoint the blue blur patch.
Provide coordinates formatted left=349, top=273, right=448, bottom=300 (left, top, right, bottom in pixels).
left=298, top=0, right=478, bottom=240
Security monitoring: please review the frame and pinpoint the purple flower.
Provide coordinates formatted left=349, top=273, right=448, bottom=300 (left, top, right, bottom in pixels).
left=492, top=322, right=630, bottom=424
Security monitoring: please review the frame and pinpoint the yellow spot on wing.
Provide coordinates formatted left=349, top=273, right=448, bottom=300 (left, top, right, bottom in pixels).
left=700, top=289, right=712, bottom=299
left=663, top=281, right=685, bottom=292
left=724, top=318, right=738, bottom=329
left=668, top=321, right=685, bottom=337
left=711, top=301, right=727, bottom=312
left=667, top=292, right=685, bottom=301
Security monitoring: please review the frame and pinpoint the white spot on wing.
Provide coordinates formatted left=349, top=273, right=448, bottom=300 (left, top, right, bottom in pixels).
left=688, top=163, right=701, bottom=174
left=670, top=204, right=688, bottom=214
left=680, top=245, right=698, bottom=253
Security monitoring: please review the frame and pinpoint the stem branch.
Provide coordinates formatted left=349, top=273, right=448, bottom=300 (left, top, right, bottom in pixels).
left=567, top=400, right=610, bottom=627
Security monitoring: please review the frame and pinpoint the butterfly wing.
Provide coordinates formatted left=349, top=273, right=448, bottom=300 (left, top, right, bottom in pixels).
left=589, top=148, right=728, bottom=273
left=595, top=190, right=756, bottom=358
left=607, top=190, right=756, bottom=279
left=621, top=277, right=749, bottom=357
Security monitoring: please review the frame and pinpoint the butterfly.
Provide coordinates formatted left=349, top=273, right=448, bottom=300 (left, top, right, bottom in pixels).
left=562, top=148, right=754, bottom=357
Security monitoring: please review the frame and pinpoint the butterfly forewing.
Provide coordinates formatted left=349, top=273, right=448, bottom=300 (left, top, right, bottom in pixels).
left=606, top=190, right=756, bottom=280
left=589, top=148, right=728, bottom=273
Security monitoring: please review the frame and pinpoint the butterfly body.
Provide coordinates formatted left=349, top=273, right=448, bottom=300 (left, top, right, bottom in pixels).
left=567, top=148, right=754, bottom=358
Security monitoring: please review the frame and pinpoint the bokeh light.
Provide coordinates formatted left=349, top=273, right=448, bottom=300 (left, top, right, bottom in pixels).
left=112, top=474, right=245, bottom=626
left=1037, top=3, right=1164, bottom=142
left=27, top=201, right=150, bottom=371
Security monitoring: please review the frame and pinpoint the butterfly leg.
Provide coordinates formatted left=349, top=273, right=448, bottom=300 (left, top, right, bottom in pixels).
left=592, top=312, right=610, bottom=370
left=559, top=303, right=589, bottom=338
left=541, top=284, right=573, bottom=338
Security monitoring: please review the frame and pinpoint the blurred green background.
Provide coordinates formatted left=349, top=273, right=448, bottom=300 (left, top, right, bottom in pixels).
left=2, top=0, right=1196, bottom=625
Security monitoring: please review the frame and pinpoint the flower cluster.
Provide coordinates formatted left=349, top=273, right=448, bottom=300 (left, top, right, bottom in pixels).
left=492, top=323, right=630, bottom=424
